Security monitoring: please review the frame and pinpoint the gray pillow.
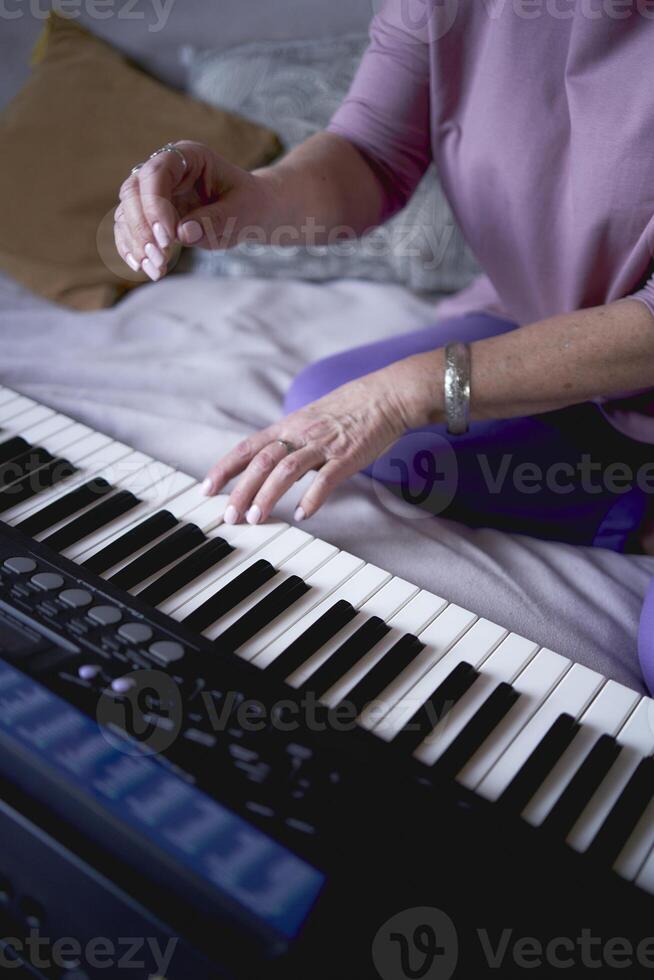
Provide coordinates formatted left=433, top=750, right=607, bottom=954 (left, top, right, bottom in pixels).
left=185, top=35, right=480, bottom=292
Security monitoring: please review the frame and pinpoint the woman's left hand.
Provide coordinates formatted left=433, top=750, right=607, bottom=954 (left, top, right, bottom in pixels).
left=202, top=361, right=428, bottom=525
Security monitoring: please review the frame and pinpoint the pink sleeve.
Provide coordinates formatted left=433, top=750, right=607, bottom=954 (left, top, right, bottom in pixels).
left=630, top=268, right=654, bottom=320
left=327, top=2, right=432, bottom=221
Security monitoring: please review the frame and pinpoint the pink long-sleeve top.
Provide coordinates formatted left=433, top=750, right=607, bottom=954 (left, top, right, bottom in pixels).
left=327, top=0, right=654, bottom=443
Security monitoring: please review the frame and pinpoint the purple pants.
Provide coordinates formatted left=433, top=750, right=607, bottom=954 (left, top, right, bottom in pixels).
left=285, top=313, right=650, bottom=552
left=286, top=311, right=654, bottom=694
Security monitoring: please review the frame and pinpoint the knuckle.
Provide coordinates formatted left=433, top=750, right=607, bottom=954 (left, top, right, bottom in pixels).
left=118, top=178, right=138, bottom=201
left=278, top=455, right=301, bottom=479
left=252, top=451, right=275, bottom=474
left=235, top=438, right=253, bottom=461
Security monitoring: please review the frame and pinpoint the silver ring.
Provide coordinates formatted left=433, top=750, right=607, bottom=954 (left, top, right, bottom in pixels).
left=275, top=439, right=298, bottom=455
left=149, top=142, right=188, bottom=172
left=130, top=162, right=145, bottom=176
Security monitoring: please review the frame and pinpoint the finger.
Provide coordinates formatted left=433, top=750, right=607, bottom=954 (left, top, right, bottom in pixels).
left=225, top=442, right=295, bottom=524
left=176, top=204, right=233, bottom=250
left=114, top=218, right=140, bottom=272
left=295, top=459, right=350, bottom=521
left=244, top=446, right=325, bottom=525
left=118, top=174, right=166, bottom=278
left=137, top=148, right=188, bottom=250
left=202, top=428, right=281, bottom=497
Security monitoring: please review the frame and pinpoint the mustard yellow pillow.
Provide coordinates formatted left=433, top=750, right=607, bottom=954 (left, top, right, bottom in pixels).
left=0, top=13, right=282, bottom=310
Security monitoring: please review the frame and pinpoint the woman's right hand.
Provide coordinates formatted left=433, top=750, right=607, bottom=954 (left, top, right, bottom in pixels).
left=113, top=140, right=271, bottom=281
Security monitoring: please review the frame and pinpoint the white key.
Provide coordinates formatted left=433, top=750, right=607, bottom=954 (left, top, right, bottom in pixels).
left=456, top=648, right=571, bottom=790
left=614, top=794, right=654, bottom=882
left=476, top=663, right=605, bottom=802
left=283, top=569, right=409, bottom=687
left=414, top=631, right=537, bottom=767
left=167, top=491, right=228, bottom=528
left=18, top=413, right=76, bottom=444
left=522, top=680, right=640, bottom=827
left=568, top=698, right=654, bottom=854
left=319, top=588, right=449, bottom=708
left=159, top=523, right=295, bottom=616
left=239, top=551, right=372, bottom=663
left=205, top=536, right=335, bottom=640
left=0, top=396, right=42, bottom=424
left=374, top=617, right=505, bottom=743
left=0, top=388, right=20, bottom=407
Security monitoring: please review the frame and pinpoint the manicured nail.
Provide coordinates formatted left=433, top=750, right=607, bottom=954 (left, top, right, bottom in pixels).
left=224, top=504, right=238, bottom=525
left=246, top=504, right=261, bottom=525
left=201, top=477, right=213, bottom=496
left=145, top=242, right=165, bottom=268
left=294, top=506, right=306, bottom=523
left=125, top=252, right=140, bottom=272
left=141, top=258, right=161, bottom=281
left=153, top=221, right=170, bottom=249
left=180, top=220, right=203, bottom=244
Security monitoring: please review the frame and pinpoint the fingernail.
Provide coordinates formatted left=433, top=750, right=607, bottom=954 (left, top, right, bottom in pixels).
left=180, top=220, right=203, bottom=244
left=153, top=221, right=170, bottom=249
left=294, top=506, right=306, bottom=523
left=246, top=504, right=261, bottom=525
left=141, top=258, right=161, bottom=281
left=125, top=252, right=140, bottom=272
left=224, top=504, right=238, bottom=525
left=145, top=242, right=165, bottom=268
left=201, top=477, right=213, bottom=496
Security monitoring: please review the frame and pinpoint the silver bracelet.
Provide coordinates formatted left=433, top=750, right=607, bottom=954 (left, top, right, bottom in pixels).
left=444, top=342, right=471, bottom=435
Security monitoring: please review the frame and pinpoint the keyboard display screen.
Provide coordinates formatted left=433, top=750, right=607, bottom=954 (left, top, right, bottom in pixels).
left=0, top=659, right=326, bottom=942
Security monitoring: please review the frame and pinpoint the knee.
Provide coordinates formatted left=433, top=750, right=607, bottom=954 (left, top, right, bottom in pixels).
left=284, top=351, right=357, bottom=414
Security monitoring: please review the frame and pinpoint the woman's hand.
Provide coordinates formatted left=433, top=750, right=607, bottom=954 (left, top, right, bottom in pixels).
left=202, top=361, right=433, bottom=525
left=113, top=140, right=272, bottom=281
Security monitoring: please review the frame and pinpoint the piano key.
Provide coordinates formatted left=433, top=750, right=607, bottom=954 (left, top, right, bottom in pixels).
left=0, top=456, right=78, bottom=512
left=497, top=713, right=580, bottom=811
left=433, top=683, right=520, bottom=779
left=0, top=436, right=29, bottom=465
left=455, top=648, right=572, bottom=790
left=109, top=524, right=206, bottom=590
left=0, top=396, right=45, bottom=424
left=412, top=630, right=532, bottom=768
left=368, top=611, right=493, bottom=739
left=334, top=633, right=424, bottom=717
left=392, top=661, right=480, bottom=756
left=522, top=679, right=639, bottom=828
left=566, top=697, right=654, bottom=854
left=0, top=446, right=54, bottom=487
left=587, top=755, right=654, bottom=871
left=215, top=575, right=311, bottom=651
left=182, top=559, right=279, bottom=633
left=160, top=524, right=299, bottom=617
left=0, top=387, right=20, bottom=406
left=16, top=478, right=115, bottom=536
left=239, top=553, right=381, bottom=664
left=136, top=536, right=234, bottom=606
left=17, top=412, right=76, bottom=445
left=0, top=404, right=57, bottom=436
left=81, top=510, right=180, bottom=574
left=539, top=734, right=622, bottom=839
left=202, top=537, right=337, bottom=640
left=42, top=490, right=141, bottom=551
left=298, top=616, right=391, bottom=695
left=252, top=561, right=396, bottom=672
left=476, top=664, right=604, bottom=802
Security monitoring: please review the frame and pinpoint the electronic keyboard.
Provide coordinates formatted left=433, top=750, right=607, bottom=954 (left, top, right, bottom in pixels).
left=1, top=384, right=653, bottom=979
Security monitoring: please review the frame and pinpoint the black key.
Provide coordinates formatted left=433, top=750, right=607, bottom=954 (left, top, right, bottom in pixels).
left=342, top=633, right=425, bottom=716
left=543, top=733, right=622, bottom=839
left=585, top=754, right=654, bottom=867
left=16, top=478, right=114, bottom=536
left=433, top=682, right=519, bottom=779
left=392, top=661, right=479, bottom=756
left=81, top=510, right=179, bottom=575
left=266, top=600, right=358, bottom=681
left=0, top=457, right=77, bottom=513
left=138, top=536, right=233, bottom=606
left=216, top=575, right=310, bottom=651
left=302, top=617, right=390, bottom=696
left=182, top=560, right=278, bottom=634
left=42, top=490, right=140, bottom=551
left=0, top=446, right=53, bottom=488
left=498, top=713, right=580, bottom=812
left=110, top=523, right=206, bottom=590
left=0, top=435, right=29, bottom=465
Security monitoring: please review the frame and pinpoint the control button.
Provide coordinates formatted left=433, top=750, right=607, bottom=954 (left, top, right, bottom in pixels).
left=88, top=605, right=122, bottom=626
left=111, top=677, right=135, bottom=694
left=78, top=664, right=101, bottom=681
left=18, top=897, right=45, bottom=930
left=118, top=622, right=153, bottom=644
left=149, top=640, right=185, bottom=664
left=59, top=588, right=92, bottom=609
left=3, top=556, right=37, bottom=574
left=31, top=572, right=64, bottom=591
